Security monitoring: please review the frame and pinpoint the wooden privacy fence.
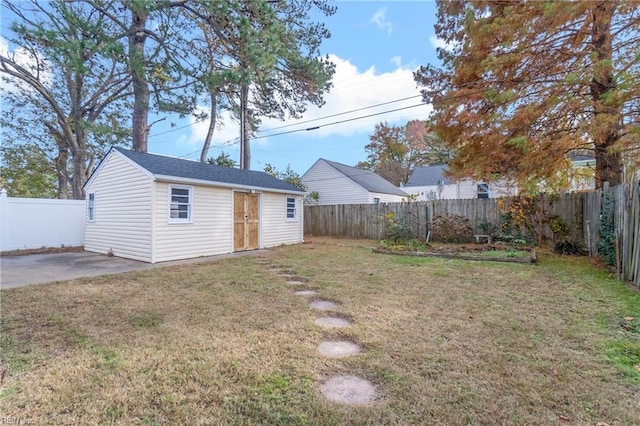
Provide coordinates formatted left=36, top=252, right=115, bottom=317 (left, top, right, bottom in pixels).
left=304, top=181, right=640, bottom=288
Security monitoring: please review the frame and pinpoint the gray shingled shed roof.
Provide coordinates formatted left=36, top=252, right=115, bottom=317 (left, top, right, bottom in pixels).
left=321, top=159, right=407, bottom=196
left=106, top=147, right=304, bottom=193
left=405, top=165, right=451, bottom=187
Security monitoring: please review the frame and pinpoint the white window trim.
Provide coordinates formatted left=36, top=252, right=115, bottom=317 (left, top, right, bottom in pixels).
left=87, top=192, right=96, bottom=222
left=168, top=185, right=193, bottom=223
left=286, top=196, right=298, bottom=222
left=477, top=183, right=490, bottom=199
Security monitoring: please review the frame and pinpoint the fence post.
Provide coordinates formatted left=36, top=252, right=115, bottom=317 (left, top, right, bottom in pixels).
left=0, top=189, right=7, bottom=251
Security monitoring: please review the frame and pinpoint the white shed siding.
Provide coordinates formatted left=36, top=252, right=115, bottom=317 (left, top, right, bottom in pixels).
left=84, top=153, right=153, bottom=262
left=261, top=192, right=303, bottom=247
left=153, top=182, right=233, bottom=263
left=302, top=161, right=369, bottom=205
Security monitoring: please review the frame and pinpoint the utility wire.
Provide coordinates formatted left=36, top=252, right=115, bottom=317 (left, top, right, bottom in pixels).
left=252, top=102, right=428, bottom=141
left=148, top=94, right=423, bottom=139
left=261, top=94, right=422, bottom=132
left=174, top=101, right=429, bottom=160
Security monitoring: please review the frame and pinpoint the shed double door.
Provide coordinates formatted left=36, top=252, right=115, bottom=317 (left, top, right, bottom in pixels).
left=234, top=192, right=260, bottom=251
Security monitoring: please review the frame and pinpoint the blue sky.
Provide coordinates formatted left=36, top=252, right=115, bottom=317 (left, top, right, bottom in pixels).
left=1, top=1, right=442, bottom=176
left=149, top=1, right=441, bottom=175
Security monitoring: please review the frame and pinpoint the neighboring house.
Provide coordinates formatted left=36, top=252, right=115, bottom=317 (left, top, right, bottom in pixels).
left=567, top=154, right=595, bottom=192
left=301, top=158, right=407, bottom=205
left=402, top=165, right=518, bottom=200
left=84, top=147, right=305, bottom=263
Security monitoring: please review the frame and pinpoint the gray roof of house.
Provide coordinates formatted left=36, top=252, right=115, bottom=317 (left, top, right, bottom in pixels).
left=321, top=159, right=407, bottom=196
left=405, top=165, right=451, bottom=187
left=108, top=147, right=304, bottom=193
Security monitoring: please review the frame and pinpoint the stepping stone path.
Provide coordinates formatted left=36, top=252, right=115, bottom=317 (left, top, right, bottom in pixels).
left=294, top=290, right=318, bottom=296
left=309, top=300, right=339, bottom=311
left=318, top=341, right=361, bottom=358
left=320, top=375, right=376, bottom=405
left=314, top=317, right=351, bottom=328
left=257, top=257, right=378, bottom=405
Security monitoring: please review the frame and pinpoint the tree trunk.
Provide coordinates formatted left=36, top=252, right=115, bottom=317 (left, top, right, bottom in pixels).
left=71, top=147, right=86, bottom=200
left=240, top=84, right=250, bottom=169
left=129, top=10, right=149, bottom=152
left=590, top=1, right=623, bottom=189
left=55, top=146, right=69, bottom=199
left=200, top=90, right=218, bottom=162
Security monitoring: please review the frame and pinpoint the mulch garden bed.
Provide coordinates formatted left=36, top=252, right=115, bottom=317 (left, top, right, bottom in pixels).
left=373, top=244, right=537, bottom=264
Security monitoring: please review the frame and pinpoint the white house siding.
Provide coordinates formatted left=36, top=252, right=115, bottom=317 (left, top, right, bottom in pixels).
left=404, top=180, right=517, bottom=200
left=153, top=182, right=233, bottom=263
left=302, top=161, right=370, bottom=205
left=84, top=153, right=153, bottom=262
left=261, top=192, right=304, bottom=247
left=368, top=192, right=406, bottom=204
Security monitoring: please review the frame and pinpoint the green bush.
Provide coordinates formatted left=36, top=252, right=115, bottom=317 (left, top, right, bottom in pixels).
left=598, top=192, right=616, bottom=267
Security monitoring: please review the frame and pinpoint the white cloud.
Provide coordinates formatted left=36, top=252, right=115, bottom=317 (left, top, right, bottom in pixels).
left=429, top=35, right=458, bottom=53
left=0, top=36, right=53, bottom=94
left=179, top=54, right=432, bottom=148
left=259, top=54, right=431, bottom=138
left=370, top=7, right=393, bottom=36
left=391, top=56, right=402, bottom=68
left=176, top=107, right=240, bottom=147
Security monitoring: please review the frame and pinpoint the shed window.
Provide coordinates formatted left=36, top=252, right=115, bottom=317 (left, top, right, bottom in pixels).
left=286, top=197, right=297, bottom=220
left=477, top=183, right=489, bottom=199
left=169, top=186, right=192, bottom=222
left=87, top=192, right=95, bottom=222
left=373, top=197, right=381, bottom=205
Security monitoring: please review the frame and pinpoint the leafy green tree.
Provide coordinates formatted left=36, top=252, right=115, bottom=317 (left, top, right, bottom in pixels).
left=0, top=142, right=57, bottom=198
left=182, top=1, right=336, bottom=165
left=207, top=152, right=237, bottom=168
left=1, top=0, right=131, bottom=199
left=415, top=0, right=640, bottom=189
left=263, top=163, right=305, bottom=189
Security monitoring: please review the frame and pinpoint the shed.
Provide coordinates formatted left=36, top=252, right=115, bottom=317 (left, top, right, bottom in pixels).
left=301, top=158, right=407, bottom=205
left=84, top=147, right=305, bottom=263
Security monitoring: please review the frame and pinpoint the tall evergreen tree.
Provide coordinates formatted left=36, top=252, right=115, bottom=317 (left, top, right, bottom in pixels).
left=1, top=0, right=131, bottom=199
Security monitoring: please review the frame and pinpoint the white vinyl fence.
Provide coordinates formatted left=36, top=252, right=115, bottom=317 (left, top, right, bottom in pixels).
left=0, top=190, right=86, bottom=252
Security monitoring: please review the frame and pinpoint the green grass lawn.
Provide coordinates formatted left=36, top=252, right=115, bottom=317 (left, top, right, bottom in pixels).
left=1, top=237, right=639, bottom=424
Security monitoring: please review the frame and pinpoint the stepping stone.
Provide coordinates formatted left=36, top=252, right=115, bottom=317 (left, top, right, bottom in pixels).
left=294, top=290, right=318, bottom=296
left=321, top=375, right=376, bottom=405
left=318, top=341, right=361, bottom=358
left=309, top=300, right=339, bottom=311
left=286, top=280, right=306, bottom=285
left=314, top=317, right=351, bottom=328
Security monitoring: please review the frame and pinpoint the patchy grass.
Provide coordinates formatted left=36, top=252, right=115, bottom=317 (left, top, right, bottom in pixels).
left=0, top=237, right=639, bottom=424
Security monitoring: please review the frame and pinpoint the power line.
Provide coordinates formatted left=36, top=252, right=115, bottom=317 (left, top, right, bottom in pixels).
left=252, top=102, right=428, bottom=141
left=148, top=94, right=423, bottom=139
left=171, top=100, right=430, bottom=160
left=260, top=95, right=422, bottom=133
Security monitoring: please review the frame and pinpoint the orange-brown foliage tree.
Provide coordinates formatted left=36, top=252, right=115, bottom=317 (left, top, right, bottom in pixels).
left=415, top=0, right=640, bottom=190
left=358, top=120, right=454, bottom=186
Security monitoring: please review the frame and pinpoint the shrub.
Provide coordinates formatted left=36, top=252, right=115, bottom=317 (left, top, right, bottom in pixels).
left=429, top=215, right=473, bottom=243
left=598, top=192, right=616, bottom=267
left=381, top=211, right=417, bottom=243
left=554, top=239, right=585, bottom=256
